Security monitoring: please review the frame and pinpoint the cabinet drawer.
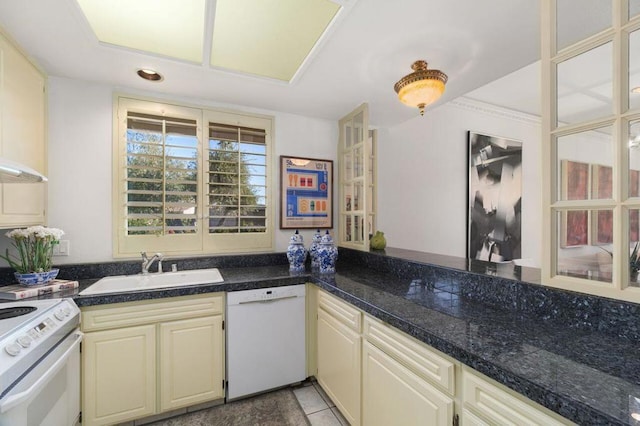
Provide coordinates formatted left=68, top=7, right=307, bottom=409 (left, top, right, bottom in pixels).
left=364, top=316, right=455, bottom=395
left=318, top=290, right=361, bottom=332
left=462, top=368, right=572, bottom=426
left=82, top=293, right=224, bottom=332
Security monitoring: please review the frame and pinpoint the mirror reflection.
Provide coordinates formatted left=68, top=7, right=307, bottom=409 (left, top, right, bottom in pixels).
left=556, top=0, right=611, bottom=51
left=630, top=29, right=640, bottom=110
left=556, top=42, right=612, bottom=126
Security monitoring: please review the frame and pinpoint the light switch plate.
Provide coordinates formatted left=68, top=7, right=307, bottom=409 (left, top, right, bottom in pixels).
left=53, top=240, right=70, bottom=256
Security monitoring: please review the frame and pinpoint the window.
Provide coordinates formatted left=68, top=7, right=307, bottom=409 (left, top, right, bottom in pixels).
left=114, top=97, right=273, bottom=257
left=207, top=124, right=267, bottom=234
left=542, top=0, right=640, bottom=302
left=126, top=112, right=199, bottom=236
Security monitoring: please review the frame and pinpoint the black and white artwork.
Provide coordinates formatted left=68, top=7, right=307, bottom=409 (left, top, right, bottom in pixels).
left=467, top=131, right=522, bottom=262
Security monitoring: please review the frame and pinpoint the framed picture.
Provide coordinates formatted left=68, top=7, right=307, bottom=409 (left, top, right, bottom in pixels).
left=280, top=156, right=333, bottom=229
left=591, top=164, right=612, bottom=245
left=631, top=169, right=640, bottom=242
left=467, top=132, right=522, bottom=262
left=560, top=160, right=590, bottom=247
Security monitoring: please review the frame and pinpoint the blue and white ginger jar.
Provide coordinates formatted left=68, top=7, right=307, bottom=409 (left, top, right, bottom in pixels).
left=309, top=229, right=323, bottom=269
left=316, top=231, right=338, bottom=273
left=287, top=230, right=307, bottom=272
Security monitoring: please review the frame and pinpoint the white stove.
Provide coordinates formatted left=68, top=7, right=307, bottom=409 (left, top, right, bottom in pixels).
left=0, top=298, right=81, bottom=425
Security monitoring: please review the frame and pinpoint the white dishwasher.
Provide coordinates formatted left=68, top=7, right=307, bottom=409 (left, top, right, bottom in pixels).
left=226, top=284, right=306, bottom=400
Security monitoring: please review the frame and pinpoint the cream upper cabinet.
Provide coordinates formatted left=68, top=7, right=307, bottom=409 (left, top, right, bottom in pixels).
left=316, top=290, right=362, bottom=425
left=338, top=103, right=377, bottom=250
left=81, top=294, right=225, bottom=426
left=0, top=31, right=46, bottom=228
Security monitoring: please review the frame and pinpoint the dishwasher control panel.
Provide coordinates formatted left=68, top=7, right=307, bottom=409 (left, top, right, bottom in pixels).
left=227, top=284, right=305, bottom=305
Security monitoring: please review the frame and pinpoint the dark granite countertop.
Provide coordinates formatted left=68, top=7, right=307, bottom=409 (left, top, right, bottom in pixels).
left=313, top=264, right=640, bottom=426
left=2, top=249, right=639, bottom=425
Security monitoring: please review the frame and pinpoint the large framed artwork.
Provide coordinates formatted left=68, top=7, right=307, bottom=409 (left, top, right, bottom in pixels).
left=280, top=156, right=333, bottom=229
left=560, top=160, right=590, bottom=247
left=467, top=132, right=522, bottom=262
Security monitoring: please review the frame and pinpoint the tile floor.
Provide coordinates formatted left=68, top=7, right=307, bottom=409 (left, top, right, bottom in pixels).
left=293, top=380, right=350, bottom=426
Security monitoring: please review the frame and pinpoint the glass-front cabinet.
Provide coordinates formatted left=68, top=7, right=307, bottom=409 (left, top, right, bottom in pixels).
left=338, top=104, right=377, bottom=251
left=543, top=0, right=640, bottom=302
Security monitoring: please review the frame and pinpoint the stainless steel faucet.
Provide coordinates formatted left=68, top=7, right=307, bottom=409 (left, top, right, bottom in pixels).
left=141, top=252, right=164, bottom=274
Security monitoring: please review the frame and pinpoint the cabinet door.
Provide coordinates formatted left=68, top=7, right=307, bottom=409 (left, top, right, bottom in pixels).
left=462, top=368, right=571, bottom=426
left=0, top=33, right=46, bottom=227
left=82, top=325, right=156, bottom=426
left=317, top=308, right=361, bottom=426
left=362, top=341, right=454, bottom=426
left=159, top=315, right=224, bottom=411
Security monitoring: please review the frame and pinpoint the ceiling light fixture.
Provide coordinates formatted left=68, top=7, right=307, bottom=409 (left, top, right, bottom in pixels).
left=137, top=69, right=163, bottom=82
left=632, top=86, right=640, bottom=94
left=394, top=60, right=447, bottom=116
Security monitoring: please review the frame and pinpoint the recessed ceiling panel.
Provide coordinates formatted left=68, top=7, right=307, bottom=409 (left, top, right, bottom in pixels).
left=211, top=0, right=340, bottom=81
left=76, top=0, right=205, bottom=63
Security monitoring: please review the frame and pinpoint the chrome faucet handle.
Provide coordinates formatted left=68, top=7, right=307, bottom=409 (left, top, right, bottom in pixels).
left=141, top=251, right=148, bottom=261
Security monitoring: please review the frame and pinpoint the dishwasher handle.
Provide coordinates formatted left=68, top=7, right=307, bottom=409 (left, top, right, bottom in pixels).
left=238, top=295, right=299, bottom=304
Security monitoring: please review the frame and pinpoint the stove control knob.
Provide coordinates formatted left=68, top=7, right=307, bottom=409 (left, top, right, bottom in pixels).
left=5, top=343, right=21, bottom=356
left=17, top=335, right=33, bottom=348
left=54, top=310, right=65, bottom=321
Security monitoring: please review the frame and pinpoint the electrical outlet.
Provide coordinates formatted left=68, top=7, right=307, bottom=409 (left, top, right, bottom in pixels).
left=53, top=240, right=70, bottom=256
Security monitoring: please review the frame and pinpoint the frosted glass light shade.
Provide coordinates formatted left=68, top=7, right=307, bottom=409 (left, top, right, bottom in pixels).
left=394, top=60, right=447, bottom=116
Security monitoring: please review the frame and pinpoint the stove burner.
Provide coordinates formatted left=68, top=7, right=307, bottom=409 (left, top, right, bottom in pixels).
left=0, top=306, right=37, bottom=320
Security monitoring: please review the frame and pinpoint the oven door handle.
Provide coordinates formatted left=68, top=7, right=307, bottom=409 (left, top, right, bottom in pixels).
left=0, top=330, right=83, bottom=413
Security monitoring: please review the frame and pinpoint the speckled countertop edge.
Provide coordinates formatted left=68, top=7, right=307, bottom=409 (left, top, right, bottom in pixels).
left=311, top=269, right=637, bottom=426
left=3, top=250, right=638, bottom=425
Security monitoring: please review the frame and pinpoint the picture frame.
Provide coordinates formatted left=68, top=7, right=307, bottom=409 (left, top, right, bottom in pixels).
left=591, top=164, right=612, bottom=245
left=466, top=131, right=522, bottom=262
left=560, top=160, right=590, bottom=247
left=280, top=156, right=333, bottom=229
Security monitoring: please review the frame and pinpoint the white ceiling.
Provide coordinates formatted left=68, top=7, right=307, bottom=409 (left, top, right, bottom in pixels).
left=0, top=0, right=540, bottom=127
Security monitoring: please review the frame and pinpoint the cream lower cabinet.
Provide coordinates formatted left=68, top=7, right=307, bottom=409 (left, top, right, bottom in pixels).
left=81, top=294, right=225, bottom=426
left=315, top=289, right=574, bottom=426
left=461, top=367, right=572, bottom=426
left=83, top=324, right=156, bottom=424
left=362, top=341, right=453, bottom=426
left=317, top=290, right=362, bottom=426
left=362, top=316, right=456, bottom=426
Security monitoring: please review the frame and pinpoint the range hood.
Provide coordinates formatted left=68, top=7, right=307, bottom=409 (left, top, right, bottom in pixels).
left=0, top=158, right=47, bottom=183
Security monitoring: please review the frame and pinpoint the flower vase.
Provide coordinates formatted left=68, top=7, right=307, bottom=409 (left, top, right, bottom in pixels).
left=317, top=231, right=338, bottom=273
left=370, top=230, right=387, bottom=250
left=15, top=268, right=59, bottom=286
left=287, top=230, right=307, bottom=272
left=309, top=229, right=322, bottom=269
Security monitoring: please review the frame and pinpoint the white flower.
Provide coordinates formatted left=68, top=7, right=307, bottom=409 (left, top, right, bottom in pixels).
left=24, top=226, right=64, bottom=241
left=6, top=228, right=30, bottom=239
left=1, top=226, right=65, bottom=274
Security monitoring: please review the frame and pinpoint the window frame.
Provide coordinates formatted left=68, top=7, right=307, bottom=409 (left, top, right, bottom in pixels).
left=542, top=0, right=640, bottom=302
left=113, top=95, right=274, bottom=258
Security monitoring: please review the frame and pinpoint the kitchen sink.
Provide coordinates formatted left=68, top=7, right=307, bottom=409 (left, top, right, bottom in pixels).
left=79, top=268, right=224, bottom=295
